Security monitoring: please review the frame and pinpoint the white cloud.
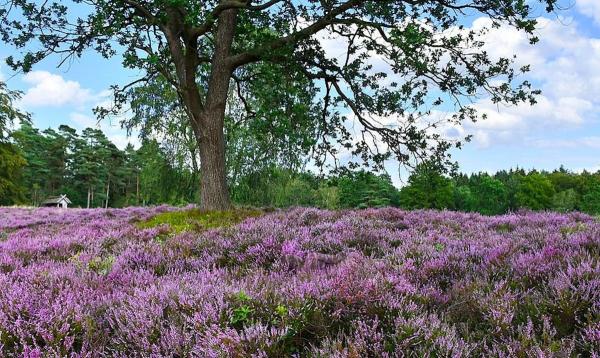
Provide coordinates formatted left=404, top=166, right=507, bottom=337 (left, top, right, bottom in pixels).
left=574, top=165, right=600, bottom=174
left=18, top=73, right=140, bottom=148
left=110, top=134, right=138, bottom=150
left=534, top=136, right=600, bottom=149
left=314, top=16, right=600, bottom=152
left=20, top=71, right=96, bottom=108
left=459, top=17, right=600, bottom=147
left=70, top=112, right=100, bottom=128
left=577, top=0, right=600, bottom=25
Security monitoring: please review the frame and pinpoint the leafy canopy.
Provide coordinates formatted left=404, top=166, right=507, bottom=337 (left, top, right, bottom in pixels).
left=0, top=82, right=29, bottom=141
left=1, top=0, right=557, bottom=170
left=0, top=82, right=29, bottom=205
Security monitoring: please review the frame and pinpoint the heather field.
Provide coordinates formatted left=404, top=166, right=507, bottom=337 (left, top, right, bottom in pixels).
left=0, top=207, right=599, bottom=357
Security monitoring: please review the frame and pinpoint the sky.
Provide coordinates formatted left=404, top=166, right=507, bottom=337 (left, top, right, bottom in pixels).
left=1, top=1, right=600, bottom=182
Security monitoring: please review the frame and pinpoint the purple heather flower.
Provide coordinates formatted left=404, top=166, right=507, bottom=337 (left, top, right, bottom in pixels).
left=0, top=207, right=598, bottom=355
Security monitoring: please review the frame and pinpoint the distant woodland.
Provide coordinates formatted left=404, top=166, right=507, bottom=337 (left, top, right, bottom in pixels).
left=2, top=122, right=599, bottom=215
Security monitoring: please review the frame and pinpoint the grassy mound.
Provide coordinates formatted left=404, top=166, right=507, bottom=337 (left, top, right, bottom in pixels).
left=136, top=207, right=264, bottom=233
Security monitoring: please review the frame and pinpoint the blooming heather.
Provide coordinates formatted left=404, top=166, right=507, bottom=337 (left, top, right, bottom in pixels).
left=0, top=206, right=599, bottom=357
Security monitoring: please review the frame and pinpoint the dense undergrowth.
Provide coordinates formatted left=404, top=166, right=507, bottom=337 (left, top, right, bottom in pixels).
left=0, top=206, right=599, bottom=356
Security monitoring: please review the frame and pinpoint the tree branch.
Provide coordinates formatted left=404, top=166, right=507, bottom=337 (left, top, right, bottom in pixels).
left=227, top=0, right=363, bottom=69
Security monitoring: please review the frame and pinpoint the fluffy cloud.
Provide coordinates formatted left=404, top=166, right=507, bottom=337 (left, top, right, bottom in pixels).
left=70, top=112, right=100, bottom=128
left=315, top=15, right=600, bottom=151
left=457, top=17, right=600, bottom=147
left=534, top=136, right=600, bottom=149
left=18, top=72, right=139, bottom=148
left=109, top=134, right=139, bottom=150
left=577, top=0, right=600, bottom=25
left=20, top=71, right=96, bottom=108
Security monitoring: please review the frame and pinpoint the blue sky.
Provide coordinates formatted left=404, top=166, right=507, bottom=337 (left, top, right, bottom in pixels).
left=1, top=1, right=600, bottom=181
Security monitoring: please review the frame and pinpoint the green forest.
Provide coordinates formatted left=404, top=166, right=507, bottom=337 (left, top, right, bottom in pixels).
left=3, top=120, right=600, bottom=215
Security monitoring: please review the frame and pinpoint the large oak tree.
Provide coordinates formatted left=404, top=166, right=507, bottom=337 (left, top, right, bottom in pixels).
left=1, top=0, right=556, bottom=209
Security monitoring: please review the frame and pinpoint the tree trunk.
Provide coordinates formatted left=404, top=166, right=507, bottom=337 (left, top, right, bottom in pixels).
left=87, top=186, right=91, bottom=209
left=162, top=7, right=238, bottom=210
left=105, top=180, right=110, bottom=209
left=197, top=116, right=230, bottom=210
left=136, top=173, right=140, bottom=206
left=191, top=9, right=237, bottom=211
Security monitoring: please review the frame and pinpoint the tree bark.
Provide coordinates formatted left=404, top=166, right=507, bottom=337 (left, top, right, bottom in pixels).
left=191, top=9, right=238, bottom=210
left=105, top=179, right=110, bottom=209
left=161, top=7, right=240, bottom=210
left=197, top=113, right=230, bottom=210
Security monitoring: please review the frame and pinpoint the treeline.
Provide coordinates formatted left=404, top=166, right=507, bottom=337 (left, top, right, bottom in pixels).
left=399, top=163, right=600, bottom=215
left=231, top=164, right=600, bottom=215
left=7, top=122, right=200, bottom=207
left=4, top=122, right=395, bottom=208
left=3, top=122, right=600, bottom=215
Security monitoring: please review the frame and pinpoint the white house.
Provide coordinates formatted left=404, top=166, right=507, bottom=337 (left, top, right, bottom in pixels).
left=41, top=195, right=72, bottom=208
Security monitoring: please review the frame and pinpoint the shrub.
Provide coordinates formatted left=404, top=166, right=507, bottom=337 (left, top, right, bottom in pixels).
left=0, top=206, right=598, bottom=356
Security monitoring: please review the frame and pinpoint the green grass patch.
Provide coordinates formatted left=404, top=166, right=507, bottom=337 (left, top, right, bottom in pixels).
left=494, top=223, right=515, bottom=233
left=560, top=222, right=587, bottom=236
left=137, top=207, right=264, bottom=233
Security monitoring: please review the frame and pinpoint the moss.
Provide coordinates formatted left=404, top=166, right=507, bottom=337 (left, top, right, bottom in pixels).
left=136, top=207, right=263, bottom=233
left=88, top=256, right=115, bottom=276
left=271, top=300, right=331, bottom=355
left=0, top=329, right=18, bottom=353
left=346, top=234, right=385, bottom=257
left=0, top=230, right=10, bottom=241
left=560, top=223, right=587, bottom=237
left=70, top=254, right=115, bottom=275
left=494, top=223, right=515, bottom=233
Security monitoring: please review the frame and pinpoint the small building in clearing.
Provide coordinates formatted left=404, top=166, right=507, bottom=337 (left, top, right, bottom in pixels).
left=41, top=195, right=72, bottom=209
